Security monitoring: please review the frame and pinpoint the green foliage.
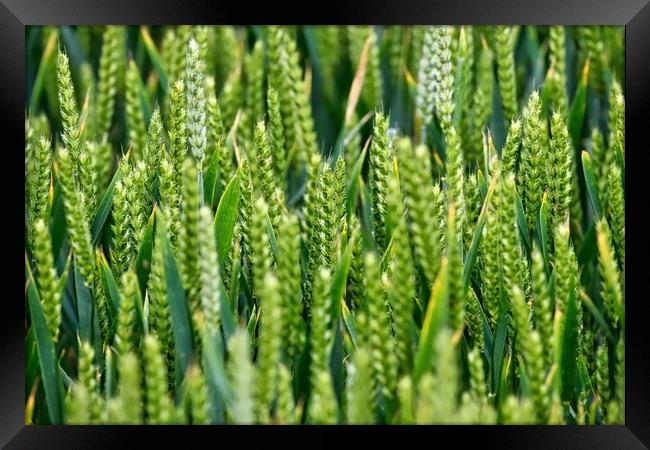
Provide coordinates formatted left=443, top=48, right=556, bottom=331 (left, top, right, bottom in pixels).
left=26, top=25, right=624, bottom=425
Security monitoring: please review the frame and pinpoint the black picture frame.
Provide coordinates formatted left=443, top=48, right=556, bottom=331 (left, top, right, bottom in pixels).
left=4, top=1, right=649, bottom=447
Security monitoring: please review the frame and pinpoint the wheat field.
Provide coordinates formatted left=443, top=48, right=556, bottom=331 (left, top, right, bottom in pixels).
left=24, top=25, right=625, bottom=424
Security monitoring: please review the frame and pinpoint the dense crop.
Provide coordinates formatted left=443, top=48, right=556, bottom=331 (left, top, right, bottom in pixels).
left=24, top=25, right=624, bottom=425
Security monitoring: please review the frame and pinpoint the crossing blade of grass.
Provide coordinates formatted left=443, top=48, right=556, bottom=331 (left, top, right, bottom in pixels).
left=345, top=139, right=369, bottom=215
left=477, top=167, right=488, bottom=198
left=568, top=60, right=589, bottom=149
left=469, top=281, right=495, bottom=366
left=135, top=208, right=155, bottom=293
left=341, top=299, right=358, bottom=349
left=228, top=248, right=241, bottom=313
left=344, top=32, right=372, bottom=126
left=25, top=325, right=39, bottom=399
left=379, top=229, right=396, bottom=272
left=27, top=264, right=63, bottom=424
left=203, top=148, right=221, bottom=208
left=558, top=286, right=579, bottom=402
left=413, top=258, right=449, bottom=384
left=49, top=181, right=67, bottom=260
left=94, top=259, right=116, bottom=360
left=59, top=365, right=73, bottom=389
left=201, top=328, right=229, bottom=423
left=264, top=211, right=279, bottom=261
left=246, top=304, right=260, bottom=346
left=61, top=270, right=79, bottom=338
left=140, top=26, right=168, bottom=94
left=25, top=377, right=38, bottom=424
left=29, top=28, right=58, bottom=114
left=329, top=232, right=355, bottom=325
left=333, top=111, right=373, bottom=162
left=577, top=222, right=597, bottom=267
left=580, top=290, right=616, bottom=345
left=91, top=164, right=122, bottom=246
left=581, top=151, right=602, bottom=221
left=134, top=60, right=152, bottom=124
left=515, top=191, right=530, bottom=254
left=492, top=293, right=509, bottom=394
left=158, top=214, right=194, bottom=390
left=74, top=263, right=93, bottom=344
left=213, top=172, right=240, bottom=269
left=496, top=347, right=513, bottom=409
left=516, top=354, right=532, bottom=398
left=463, top=169, right=499, bottom=290
left=538, top=193, right=551, bottom=274
left=97, top=250, right=119, bottom=320
left=326, top=31, right=373, bottom=161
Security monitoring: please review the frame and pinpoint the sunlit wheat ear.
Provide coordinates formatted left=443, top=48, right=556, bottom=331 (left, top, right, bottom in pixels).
left=186, top=38, right=207, bottom=167
left=179, top=159, right=201, bottom=312
left=511, top=285, right=550, bottom=422
left=368, top=110, right=390, bottom=251
left=361, top=252, right=398, bottom=403
left=125, top=59, right=146, bottom=160
left=346, top=346, right=374, bottom=424
left=596, top=220, right=623, bottom=328
left=548, top=110, right=573, bottom=226
left=386, top=167, right=416, bottom=373
left=495, top=26, right=518, bottom=124
left=56, top=148, right=95, bottom=285
left=115, top=270, right=140, bottom=356
left=608, top=79, right=625, bottom=161
left=227, top=329, right=256, bottom=424
left=56, top=50, right=83, bottom=168
left=468, top=38, right=493, bottom=162
left=27, top=136, right=52, bottom=250
left=521, top=91, right=547, bottom=231
left=276, top=212, right=304, bottom=361
left=396, top=138, right=441, bottom=285
left=254, top=271, right=283, bottom=422
left=94, top=26, right=126, bottom=140
left=347, top=26, right=383, bottom=109
left=33, top=219, right=61, bottom=344
left=143, top=334, right=175, bottom=424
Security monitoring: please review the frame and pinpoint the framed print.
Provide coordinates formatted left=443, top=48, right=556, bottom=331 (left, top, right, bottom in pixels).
left=3, top=0, right=649, bottom=447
